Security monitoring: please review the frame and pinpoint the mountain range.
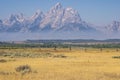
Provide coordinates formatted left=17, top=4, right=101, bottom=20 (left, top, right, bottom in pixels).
left=0, top=3, right=120, bottom=40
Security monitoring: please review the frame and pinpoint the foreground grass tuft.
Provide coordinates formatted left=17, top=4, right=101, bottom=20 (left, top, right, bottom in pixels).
left=0, top=59, right=7, bottom=63
left=112, top=56, right=120, bottom=59
left=15, top=65, right=31, bottom=75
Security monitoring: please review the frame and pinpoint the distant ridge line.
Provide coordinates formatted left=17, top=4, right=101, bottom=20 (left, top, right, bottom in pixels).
left=26, top=39, right=120, bottom=43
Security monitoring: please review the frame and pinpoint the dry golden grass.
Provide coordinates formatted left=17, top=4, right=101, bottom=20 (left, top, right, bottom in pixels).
left=0, top=48, right=120, bottom=80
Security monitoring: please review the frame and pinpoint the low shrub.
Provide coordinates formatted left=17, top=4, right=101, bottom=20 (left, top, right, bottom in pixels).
left=54, top=54, right=67, bottom=58
left=15, top=65, right=31, bottom=75
left=0, top=59, right=7, bottom=63
left=112, top=56, right=120, bottom=59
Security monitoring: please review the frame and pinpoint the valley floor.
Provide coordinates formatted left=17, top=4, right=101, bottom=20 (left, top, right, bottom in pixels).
left=0, top=48, right=120, bottom=80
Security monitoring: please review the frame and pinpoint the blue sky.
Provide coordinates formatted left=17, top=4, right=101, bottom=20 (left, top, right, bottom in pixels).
left=0, top=0, right=120, bottom=26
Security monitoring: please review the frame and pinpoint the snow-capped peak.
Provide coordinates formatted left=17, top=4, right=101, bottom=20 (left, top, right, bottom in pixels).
left=8, top=14, right=17, bottom=23
left=40, top=2, right=83, bottom=29
left=40, top=3, right=64, bottom=29
left=112, top=21, right=120, bottom=26
left=62, top=7, right=81, bottom=24
left=10, top=13, right=25, bottom=22
left=53, top=2, right=62, bottom=10
left=31, top=10, right=44, bottom=21
left=106, top=21, right=120, bottom=33
left=49, top=2, right=63, bottom=14
left=4, top=13, right=25, bottom=25
left=16, top=13, right=24, bottom=21
left=66, top=7, right=79, bottom=15
left=0, top=19, right=2, bottom=24
left=111, top=21, right=120, bottom=30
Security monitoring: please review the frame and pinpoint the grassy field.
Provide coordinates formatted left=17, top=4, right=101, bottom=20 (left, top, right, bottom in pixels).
left=0, top=48, right=120, bottom=80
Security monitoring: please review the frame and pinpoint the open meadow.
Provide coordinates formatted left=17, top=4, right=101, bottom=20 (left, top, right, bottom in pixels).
left=0, top=48, right=120, bottom=80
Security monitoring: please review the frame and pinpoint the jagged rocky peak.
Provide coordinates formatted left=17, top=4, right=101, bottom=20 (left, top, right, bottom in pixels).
left=0, top=19, right=3, bottom=28
left=40, top=3, right=64, bottom=29
left=112, top=21, right=120, bottom=31
left=65, top=7, right=80, bottom=17
left=52, top=2, right=63, bottom=10
left=111, top=21, right=120, bottom=26
left=16, top=13, right=24, bottom=21
left=8, top=14, right=17, bottom=22
left=3, top=14, right=17, bottom=25
left=48, top=2, right=63, bottom=14
left=5, top=13, right=25, bottom=24
left=40, top=2, right=82, bottom=29
left=0, top=19, right=2, bottom=24
left=62, top=7, right=81, bottom=23
left=106, top=21, right=120, bottom=32
left=31, top=10, right=44, bottom=20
